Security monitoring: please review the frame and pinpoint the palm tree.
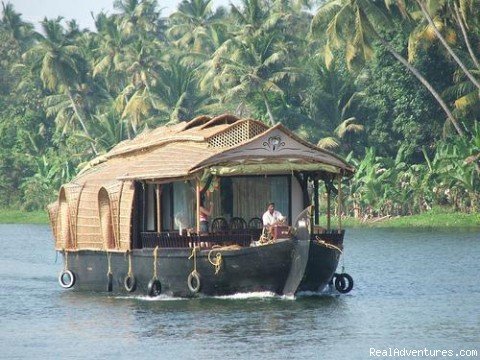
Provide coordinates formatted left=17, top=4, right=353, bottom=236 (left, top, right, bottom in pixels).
left=304, top=59, right=364, bottom=151
left=114, top=37, right=164, bottom=134
left=114, top=0, right=163, bottom=37
left=91, top=12, right=130, bottom=92
left=153, top=60, right=213, bottom=123
left=201, top=0, right=299, bottom=126
left=0, top=1, right=33, bottom=49
left=202, top=34, right=291, bottom=125
left=23, top=17, right=99, bottom=154
left=411, top=0, right=480, bottom=90
left=311, top=0, right=466, bottom=137
left=168, top=0, right=226, bottom=54
left=317, top=118, right=364, bottom=151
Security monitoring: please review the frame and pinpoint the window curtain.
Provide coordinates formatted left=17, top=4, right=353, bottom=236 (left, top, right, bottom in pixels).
left=173, top=181, right=196, bottom=230
left=231, top=176, right=288, bottom=222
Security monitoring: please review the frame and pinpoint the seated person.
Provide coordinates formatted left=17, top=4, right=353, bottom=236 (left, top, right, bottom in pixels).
left=199, top=193, right=213, bottom=234
left=262, top=202, right=285, bottom=227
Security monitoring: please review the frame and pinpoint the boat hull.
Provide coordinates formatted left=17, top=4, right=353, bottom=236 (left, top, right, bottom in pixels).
left=62, top=238, right=340, bottom=297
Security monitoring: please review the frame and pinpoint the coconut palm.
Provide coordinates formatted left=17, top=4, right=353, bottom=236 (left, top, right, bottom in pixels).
left=410, top=0, right=480, bottom=90
left=204, top=35, right=290, bottom=125
left=114, top=0, right=163, bottom=37
left=0, top=1, right=33, bottom=48
left=168, top=0, right=227, bottom=55
left=22, top=17, right=98, bottom=154
left=311, top=0, right=466, bottom=137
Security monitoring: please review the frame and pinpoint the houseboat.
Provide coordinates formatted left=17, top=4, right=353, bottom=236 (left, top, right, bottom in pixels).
left=48, top=114, right=355, bottom=297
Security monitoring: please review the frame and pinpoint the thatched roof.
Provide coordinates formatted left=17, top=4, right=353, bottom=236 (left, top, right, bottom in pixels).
left=75, top=114, right=354, bottom=184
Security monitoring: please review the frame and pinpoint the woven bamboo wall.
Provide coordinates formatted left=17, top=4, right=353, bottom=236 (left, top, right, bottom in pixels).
left=118, top=181, right=135, bottom=251
left=64, top=183, right=83, bottom=248
left=56, top=188, right=72, bottom=250
left=47, top=202, right=59, bottom=245
left=104, top=181, right=122, bottom=248
left=98, top=187, right=115, bottom=249
left=75, top=183, right=103, bottom=250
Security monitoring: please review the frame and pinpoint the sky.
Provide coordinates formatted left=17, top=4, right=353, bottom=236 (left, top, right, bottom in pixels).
left=8, top=0, right=232, bottom=30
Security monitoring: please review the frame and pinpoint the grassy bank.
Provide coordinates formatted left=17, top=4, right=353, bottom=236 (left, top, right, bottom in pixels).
left=332, top=208, right=479, bottom=229
left=0, top=208, right=478, bottom=228
left=0, top=209, right=48, bottom=224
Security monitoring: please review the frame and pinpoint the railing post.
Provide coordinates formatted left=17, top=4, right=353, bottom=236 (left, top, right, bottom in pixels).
left=314, top=178, right=319, bottom=226
left=156, top=184, right=162, bottom=233
left=326, top=187, right=331, bottom=231
left=196, top=180, right=201, bottom=234
left=337, top=173, right=342, bottom=232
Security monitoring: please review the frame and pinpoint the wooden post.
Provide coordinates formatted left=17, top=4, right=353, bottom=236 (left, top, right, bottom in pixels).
left=326, top=187, right=331, bottom=231
left=314, top=179, right=319, bottom=226
left=196, top=180, right=201, bottom=234
left=142, top=182, right=146, bottom=232
left=156, top=184, right=162, bottom=233
left=337, top=173, right=342, bottom=231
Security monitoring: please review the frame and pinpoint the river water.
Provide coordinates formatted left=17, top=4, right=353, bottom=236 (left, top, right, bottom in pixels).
left=0, top=225, right=478, bottom=359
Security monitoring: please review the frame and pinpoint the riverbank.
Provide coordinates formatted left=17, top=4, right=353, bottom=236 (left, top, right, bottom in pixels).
left=0, top=208, right=478, bottom=228
left=0, top=209, right=48, bottom=224
left=333, top=209, right=479, bottom=229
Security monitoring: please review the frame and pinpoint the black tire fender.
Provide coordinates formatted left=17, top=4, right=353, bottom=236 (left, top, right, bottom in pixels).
left=58, top=270, right=75, bottom=289
left=124, top=274, right=137, bottom=293
left=335, top=273, right=354, bottom=294
left=147, top=278, right=162, bottom=297
left=187, top=271, right=201, bottom=294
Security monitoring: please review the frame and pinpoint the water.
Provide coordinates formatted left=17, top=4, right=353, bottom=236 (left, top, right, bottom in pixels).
left=1, top=225, right=479, bottom=359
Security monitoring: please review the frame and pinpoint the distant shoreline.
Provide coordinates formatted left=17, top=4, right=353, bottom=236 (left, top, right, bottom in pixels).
left=0, top=208, right=478, bottom=228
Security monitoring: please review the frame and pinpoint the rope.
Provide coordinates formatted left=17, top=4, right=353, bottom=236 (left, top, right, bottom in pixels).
left=314, top=237, right=343, bottom=254
left=127, top=251, right=133, bottom=277
left=153, top=246, right=159, bottom=279
left=207, top=249, right=222, bottom=275
left=107, top=251, right=112, bottom=276
left=63, top=249, right=68, bottom=271
left=188, top=245, right=198, bottom=273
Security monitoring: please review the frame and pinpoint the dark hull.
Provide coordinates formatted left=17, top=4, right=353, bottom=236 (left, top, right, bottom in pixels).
left=63, top=238, right=340, bottom=297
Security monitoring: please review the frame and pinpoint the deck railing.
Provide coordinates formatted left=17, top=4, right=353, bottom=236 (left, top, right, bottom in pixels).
left=140, top=230, right=262, bottom=249
left=140, top=228, right=344, bottom=249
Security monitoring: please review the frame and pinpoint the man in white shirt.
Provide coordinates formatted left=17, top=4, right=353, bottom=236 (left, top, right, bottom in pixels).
left=262, top=202, right=285, bottom=227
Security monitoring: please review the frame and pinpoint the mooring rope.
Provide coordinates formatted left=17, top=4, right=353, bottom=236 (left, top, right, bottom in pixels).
left=207, top=249, right=222, bottom=275
left=188, top=245, right=198, bottom=275
left=314, top=236, right=343, bottom=254
left=153, top=246, right=159, bottom=279
left=107, top=251, right=112, bottom=276
left=127, top=251, right=133, bottom=277
left=63, top=249, right=69, bottom=271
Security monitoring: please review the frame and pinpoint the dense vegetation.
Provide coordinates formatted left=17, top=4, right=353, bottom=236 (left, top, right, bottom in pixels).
left=0, top=0, right=478, bottom=218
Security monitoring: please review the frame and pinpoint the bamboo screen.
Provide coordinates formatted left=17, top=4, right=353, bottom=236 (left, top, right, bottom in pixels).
left=207, top=121, right=267, bottom=148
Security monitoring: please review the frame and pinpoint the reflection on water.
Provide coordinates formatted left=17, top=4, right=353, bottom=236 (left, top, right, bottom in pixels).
left=0, top=225, right=479, bottom=359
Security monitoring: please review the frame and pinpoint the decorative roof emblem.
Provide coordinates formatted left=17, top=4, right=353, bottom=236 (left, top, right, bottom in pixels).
left=263, top=136, right=285, bottom=152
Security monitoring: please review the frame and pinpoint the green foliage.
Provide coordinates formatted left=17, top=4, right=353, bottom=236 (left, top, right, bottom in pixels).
left=0, top=0, right=478, bottom=214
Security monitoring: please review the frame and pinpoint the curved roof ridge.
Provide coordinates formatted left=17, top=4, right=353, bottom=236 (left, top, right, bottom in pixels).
left=200, top=114, right=240, bottom=129
left=182, top=115, right=212, bottom=131
left=105, top=135, right=206, bottom=159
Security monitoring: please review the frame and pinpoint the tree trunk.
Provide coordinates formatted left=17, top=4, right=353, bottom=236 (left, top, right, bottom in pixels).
left=375, top=35, right=466, bottom=137
left=453, top=1, right=480, bottom=71
left=416, top=0, right=480, bottom=90
left=262, top=91, right=276, bottom=126
left=67, top=90, right=99, bottom=155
